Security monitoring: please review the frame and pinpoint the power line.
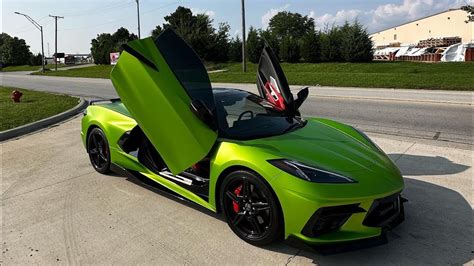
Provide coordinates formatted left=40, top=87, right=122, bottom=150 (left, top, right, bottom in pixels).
left=57, top=1, right=179, bottom=32
left=61, top=0, right=134, bottom=17
left=9, top=16, right=50, bottom=33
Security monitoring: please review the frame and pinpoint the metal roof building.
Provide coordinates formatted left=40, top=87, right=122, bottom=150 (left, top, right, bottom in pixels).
left=370, top=8, right=473, bottom=47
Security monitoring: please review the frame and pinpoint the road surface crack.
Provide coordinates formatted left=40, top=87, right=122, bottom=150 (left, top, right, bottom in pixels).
left=286, top=250, right=301, bottom=265
left=394, top=142, right=416, bottom=162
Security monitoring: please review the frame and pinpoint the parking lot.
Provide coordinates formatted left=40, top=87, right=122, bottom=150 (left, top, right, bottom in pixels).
left=1, top=116, right=471, bottom=264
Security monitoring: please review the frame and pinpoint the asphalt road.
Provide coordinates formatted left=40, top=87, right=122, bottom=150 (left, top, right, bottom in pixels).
left=1, top=117, right=471, bottom=264
left=1, top=72, right=473, bottom=145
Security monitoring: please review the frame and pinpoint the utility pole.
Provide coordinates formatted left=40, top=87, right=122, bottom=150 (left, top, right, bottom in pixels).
left=14, top=12, right=45, bottom=72
left=47, top=42, right=50, bottom=57
left=49, top=15, right=64, bottom=71
left=241, top=0, right=247, bottom=72
left=136, top=0, right=141, bottom=39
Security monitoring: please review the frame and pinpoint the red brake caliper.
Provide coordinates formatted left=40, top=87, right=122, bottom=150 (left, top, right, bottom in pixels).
left=232, top=185, right=242, bottom=213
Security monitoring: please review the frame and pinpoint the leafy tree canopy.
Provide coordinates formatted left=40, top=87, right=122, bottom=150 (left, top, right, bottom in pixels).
left=90, top=27, right=136, bottom=64
left=268, top=11, right=315, bottom=40
left=0, top=33, right=32, bottom=67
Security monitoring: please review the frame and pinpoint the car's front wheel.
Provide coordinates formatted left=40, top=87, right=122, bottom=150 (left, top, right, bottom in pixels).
left=87, top=127, right=111, bottom=174
left=220, top=170, right=282, bottom=246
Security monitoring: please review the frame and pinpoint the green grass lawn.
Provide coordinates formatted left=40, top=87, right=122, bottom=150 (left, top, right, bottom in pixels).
left=0, top=87, right=79, bottom=131
left=1, top=65, right=43, bottom=72
left=1, top=64, right=67, bottom=72
left=31, top=65, right=113, bottom=78
left=32, top=62, right=474, bottom=91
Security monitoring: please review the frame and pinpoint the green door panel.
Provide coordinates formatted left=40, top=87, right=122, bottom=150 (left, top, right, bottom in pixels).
left=111, top=36, right=217, bottom=175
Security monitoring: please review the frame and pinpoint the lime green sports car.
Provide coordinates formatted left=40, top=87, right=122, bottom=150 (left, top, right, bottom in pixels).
left=81, top=29, right=405, bottom=246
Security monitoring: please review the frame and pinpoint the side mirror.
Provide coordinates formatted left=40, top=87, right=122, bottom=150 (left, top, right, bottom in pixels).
left=294, top=87, right=309, bottom=110
left=190, top=99, right=216, bottom=130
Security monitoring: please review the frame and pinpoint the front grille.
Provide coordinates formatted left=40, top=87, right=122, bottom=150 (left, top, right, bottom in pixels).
left=363, top=193, right=405, bottom=228
left=302, top=204, right=365, bottom=237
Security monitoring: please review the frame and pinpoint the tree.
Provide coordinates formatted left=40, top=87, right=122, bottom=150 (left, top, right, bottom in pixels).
left=30, top=53, right=43, bottom=66
left=112, top=27, right=137, bottom=51
left=260, top=29, right=279, bottom=59
left=163, top=6, right=196, bottom=38
left=0, top=33, right=12, bottom=67
left=210, top=22, right=230, bottom=62
left=340, top=22, right=373, bottom=62
left=90, top=27, right=137, bottom=64
left=0, top=33, right=32, bottom=66
left=320, top=25, right=344, bottom=62
left=228, top=36, right=242, bottom=62
left=90, top=33, right=113, bottom=64
left=279, top=37, right=300, bottom=63
left=151, top=25, right=163, bottom=39
left=300, top=31, right=321, bottom=63
left=461, top=5, right=474, bottom=22
left=246, top=27, right=264, bottom=63
left=159, top=6, right=223, bottom=62
left=268, top=11, right=314, bottom=40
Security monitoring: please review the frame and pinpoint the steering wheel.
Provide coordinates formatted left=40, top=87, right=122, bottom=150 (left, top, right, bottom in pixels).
left=237, top=110, right=254, bottom=121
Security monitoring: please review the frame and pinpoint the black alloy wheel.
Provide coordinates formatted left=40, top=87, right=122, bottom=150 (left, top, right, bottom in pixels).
left=87, top=127, right=111, bottom=174
left=220, top=170, right=282, bottom=246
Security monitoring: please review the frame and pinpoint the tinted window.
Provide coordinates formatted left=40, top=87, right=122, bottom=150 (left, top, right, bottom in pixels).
left=155, top=29, right=214, bottom=110
left=214, top=89, right=305, bottom=140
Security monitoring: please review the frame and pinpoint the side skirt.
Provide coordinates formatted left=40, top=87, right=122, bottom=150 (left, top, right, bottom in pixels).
left=110, top=163, right=216, bottom=212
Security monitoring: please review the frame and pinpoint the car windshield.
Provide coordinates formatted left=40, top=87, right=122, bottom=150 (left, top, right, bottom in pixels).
left=213, top=89, right=305, bottom=140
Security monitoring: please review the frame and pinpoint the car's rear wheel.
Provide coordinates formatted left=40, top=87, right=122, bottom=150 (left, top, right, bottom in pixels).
left=220, top=170, right=282, bottom=246
left=87, top=127, right=111, bottom=174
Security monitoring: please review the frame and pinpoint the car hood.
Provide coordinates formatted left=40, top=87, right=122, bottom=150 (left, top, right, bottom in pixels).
left=238, top=118, right=400, bottom=180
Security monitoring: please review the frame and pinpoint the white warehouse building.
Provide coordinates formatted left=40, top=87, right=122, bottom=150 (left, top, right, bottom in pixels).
left=370, top=8, right=474, bottom=47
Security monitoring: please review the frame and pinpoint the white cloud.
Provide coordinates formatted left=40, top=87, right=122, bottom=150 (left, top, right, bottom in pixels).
left=311, top=9, right=363, bottom=28
left=261, top=4, right=291, bottom=29
left=191, top=8, right=215, bottom=17
left=310, top=0, right=473, bottom=32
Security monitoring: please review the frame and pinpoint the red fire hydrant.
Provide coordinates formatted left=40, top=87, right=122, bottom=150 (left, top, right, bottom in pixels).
left=11, top=90, right=23, bottom=103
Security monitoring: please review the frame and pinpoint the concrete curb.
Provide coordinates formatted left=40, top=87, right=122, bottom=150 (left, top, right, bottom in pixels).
left=0, top=98, right=88, bottom=142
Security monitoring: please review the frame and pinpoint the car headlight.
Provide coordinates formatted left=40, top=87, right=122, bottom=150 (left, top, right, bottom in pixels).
left=268, top=159, right=357, bottom=184
left=352, top=127, right=383, bottom=152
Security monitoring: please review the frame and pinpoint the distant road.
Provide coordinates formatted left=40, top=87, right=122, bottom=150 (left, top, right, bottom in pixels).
left=1, top=72, right=472, bottom=144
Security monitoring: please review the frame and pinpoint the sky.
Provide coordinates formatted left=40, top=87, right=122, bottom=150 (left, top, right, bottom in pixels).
left=2, top=0, right=473, bottom=54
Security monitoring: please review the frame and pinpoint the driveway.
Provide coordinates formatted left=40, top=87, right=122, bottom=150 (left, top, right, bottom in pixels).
left=1, top=117, right=471, bottom=264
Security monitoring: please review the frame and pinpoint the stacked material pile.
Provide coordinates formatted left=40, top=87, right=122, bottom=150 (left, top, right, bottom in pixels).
left=373, top=35, right=473, bottom=62
left=418, top=37, right=462, bottom=48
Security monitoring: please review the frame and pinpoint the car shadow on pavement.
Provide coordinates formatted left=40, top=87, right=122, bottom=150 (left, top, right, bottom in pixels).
left=119, top=169, right=472, bottom=264
left=388, top=154, right=470, bottom=176
left=280, top=178, right=473, bottom=264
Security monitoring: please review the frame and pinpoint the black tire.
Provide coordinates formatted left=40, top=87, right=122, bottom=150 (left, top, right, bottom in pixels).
left=220, top=170, right=282, bottom=246
left=87, top=127, right=111, bottom=174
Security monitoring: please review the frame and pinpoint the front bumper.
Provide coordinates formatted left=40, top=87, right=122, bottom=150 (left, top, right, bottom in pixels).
left=271, top=171, right=405, bottom=245
left=299, top=193, right=405, bottom=243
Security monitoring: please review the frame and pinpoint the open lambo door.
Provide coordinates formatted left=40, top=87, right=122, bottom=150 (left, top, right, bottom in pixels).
left=111, top=29, right=217, bottom=175
left=257, top=44, right=308, bottom=116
